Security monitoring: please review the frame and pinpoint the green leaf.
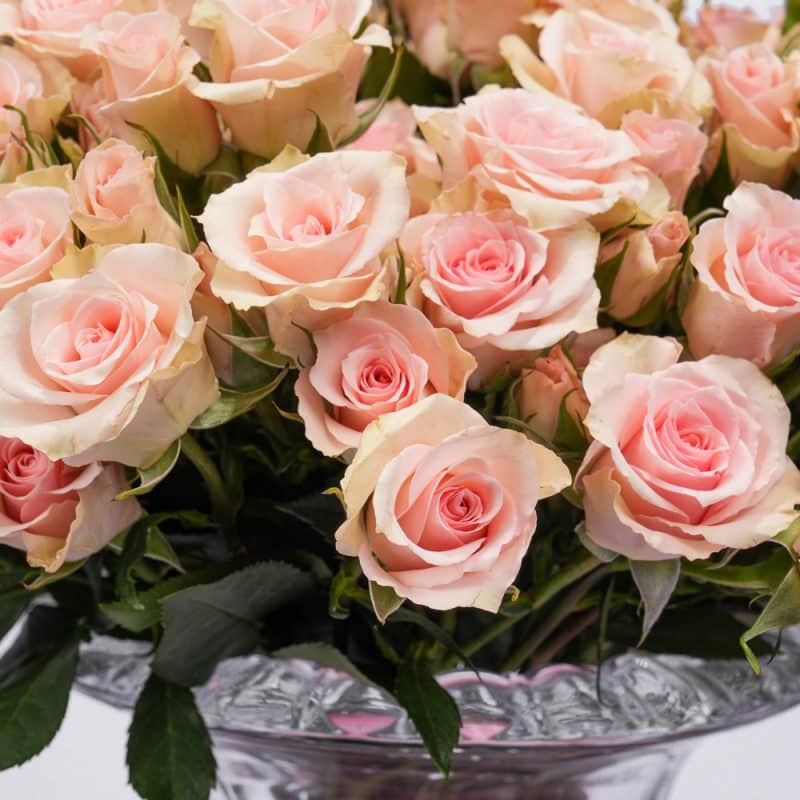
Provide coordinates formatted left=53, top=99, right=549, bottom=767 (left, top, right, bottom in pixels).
left=66, top=113, right=102, bottom=145
left=595, top=242, right=628, bottom=308
left=153, top=158, right=179, bottom=221
left=394, top=653, right=461, bottom=777
left=273, top=491, right=345, bottom=539
left=682, top=548, right=792, bottom=592
left=101, top=557, right=248, bottom=633
left=55, top=134, right=84, bottom=170
left=0, top=607, right=79, bottom=769
left=608, top=606, right=770, bottom=660
left=553, top=391, right=587, bottom=453
left=117, top=440, right=181, bottom=500
left=153, top=562, right=314, bottom=686
left=207, top=327, right=294, bottom=369
left=24, top=558, right=87, bottom=591
left=359, top=46, right=449, bottom=106
left=273, top=642, right=382, bottom=691
left=126, top=122, right=197, bottom=185
left=341, top=45, right=405, bottom=146
left=741, top=565, right=800, bottom=673
left=369, top=581, right=404, bottom=623
left=306, top=113, right=333, bottom=155
left=619, top=265, right=680, bottom=329
left=115, top=518, right=151, bottom=604
left=190, top=369, right=288, bottom=430
left=774, top=515, right=800, bottom=555
left=175, top=186, right=200, bottom=251
left=127, top=673, right=216, bottom=800
left=784, top=0, right=800, bottom=33
left=393, top=249, right=407, bottom=304
left=630, top=558, right=680, bottom=645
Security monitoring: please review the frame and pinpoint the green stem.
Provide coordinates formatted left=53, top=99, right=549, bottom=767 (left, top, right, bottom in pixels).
left=440, top=554, right=609, bottom=671
left=501, top=566, right=612, bottom=673
left=180, top=433, right=240, bottom=553
left=529, top=607, right=601, bottom=671
left=529, top=554, right=603, bottom=610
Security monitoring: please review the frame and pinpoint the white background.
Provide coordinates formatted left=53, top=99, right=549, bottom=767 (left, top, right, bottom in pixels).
left=0, top=0, right=795, bottom=798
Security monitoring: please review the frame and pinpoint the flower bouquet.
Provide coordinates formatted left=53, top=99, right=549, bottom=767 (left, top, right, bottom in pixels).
left=0, top=0, right=799, bottom=798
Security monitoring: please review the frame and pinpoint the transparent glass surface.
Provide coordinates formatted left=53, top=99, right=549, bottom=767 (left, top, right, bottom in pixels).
left=74, top=630, right=800, bottom=800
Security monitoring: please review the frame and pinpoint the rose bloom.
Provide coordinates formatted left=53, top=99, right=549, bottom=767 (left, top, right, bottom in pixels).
left=0, top=437, right=141, bottom=572
left=535, top=8, right=709, bottom=126
left=415, top=87, right=651, bottom=230
left=0, top=243, right=219, bottom=468
left=72, top=138, right=184, bottom=248
left=191, top=0, right=387, bottom=158
left=0, top=45, right=73, bottom=167
left=599, top=211, right=690, bottom=322
left=200, top=148, right=409, bottom=360
left=393, top=0, right=536, bottom=76
left=0, top=176, right=71, bottom=307
left=683, top=182, right=800, bottom=369
left=703, top=44, right=800, bottom=186
left=295, top=301, right=476, bottom=457
left=336, top=394, right=571, bottom=611
left=533, top=0, right=679, bottom=37
left=82, top=10, right=220, bottom=173
left=515, top=328, right=615, bottom=442
left=401, top=205, right=600, bottom=380
left=621, top=110, right=708, bottom=210
left=685, top=4, right=783, bottom=56
left=11, top=0, right=124, bottom=79
left=576, top=334, right=800, bottom=560
left=347, top=99, right=441, bottom=216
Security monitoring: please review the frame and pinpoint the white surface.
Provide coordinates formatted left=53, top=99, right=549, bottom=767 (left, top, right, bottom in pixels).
left=0, top=689, right=798, bottom=799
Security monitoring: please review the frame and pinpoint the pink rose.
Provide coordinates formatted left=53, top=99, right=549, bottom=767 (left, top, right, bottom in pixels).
left=537, top=8, right=707, bottom=126
left=703, top=44, right=800, bottom=185
left=191, top=0, right=387, bottom=158
left=14, top=0, right=122, bottom=78
left=576, top=333, right=800, bottom=560
left=0, top=243, right=219, bottom=468
left=599, top=211, right=689, bottom=322
left=395, top=0, right=536, bottom=76
left=347, top=99, right=442, bottom=216
left=415, top=87, right=650, bottom=229
left=0, top=45, right=73, bottom=162
left=448, top=0, right=536, bottom=71
left=336, top=394, right=571, bottom=611
left=687, top=5, right=783, bottom=56
left=391, top=0, right=451, bottom=77
left=621, top=110, right=708, bottom=210
left=199, top=149, right=409, bottom=360
left=0, top=437, right=141, bottom=572
left=515, top=328, right=615, bottom=441
left=295, top=301, right=476, bottom=456
left=71, top=138, right=184, bottom=248
left=401, top=207, right=600, bottom=379
left=536, top=0, right=679, bottom=37
left=683, top=182, right=800, bottom=369
left=82, top=10, right=221, bottom=173
left=0, top=181, right=71, bottom=307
